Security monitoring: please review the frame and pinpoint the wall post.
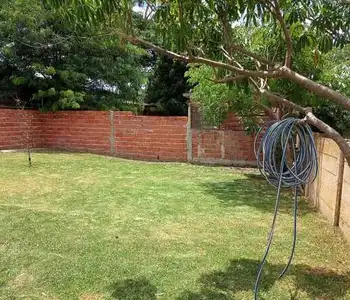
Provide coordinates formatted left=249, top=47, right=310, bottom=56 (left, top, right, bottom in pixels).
left=109, top=110, right=115, bottom=154
left=186, top=102, right=193, bottom=162
left=334, top=151, right=345, bottom=226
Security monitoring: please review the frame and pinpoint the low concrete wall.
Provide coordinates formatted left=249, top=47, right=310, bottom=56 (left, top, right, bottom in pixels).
left=340, top=153, right=350, bottom=239
left=306, top=135, right=350, bottom=241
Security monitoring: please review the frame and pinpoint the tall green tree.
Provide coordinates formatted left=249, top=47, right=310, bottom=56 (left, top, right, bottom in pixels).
left=41, top=0, right=350, bottom=165
left=0, top=0, right=147, bottom=110
left=145, top=56, right=190, bottom=116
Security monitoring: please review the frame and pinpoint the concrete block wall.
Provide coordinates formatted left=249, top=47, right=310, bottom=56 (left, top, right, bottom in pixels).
left=340, top=156, right=350, bottom=239
left=307, top=137, right=341, bottom=222
left=306, top=134, right=350, bottom=242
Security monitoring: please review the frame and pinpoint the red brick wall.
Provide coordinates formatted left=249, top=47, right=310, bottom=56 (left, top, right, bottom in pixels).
left=40, top=111, right=111, bottom=154
left=0, top=109, right=42, bottom=149
left=0, top=109, right=188, bottom=162
left=191, top=113, right=256, bottom=166
left=0, top=109, right=257, bottom=165
left=114, top=113, right=188, bottom=161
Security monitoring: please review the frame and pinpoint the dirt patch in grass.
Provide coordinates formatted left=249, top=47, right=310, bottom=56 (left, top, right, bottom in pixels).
left=9, top=272, right=34, bottom=288
left=79, top=293, right=105, bottom=300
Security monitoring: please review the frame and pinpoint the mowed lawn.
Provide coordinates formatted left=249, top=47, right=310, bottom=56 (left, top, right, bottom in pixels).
left=1, top=153, right=350, bottom=300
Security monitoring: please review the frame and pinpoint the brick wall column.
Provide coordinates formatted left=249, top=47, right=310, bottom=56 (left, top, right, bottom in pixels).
left=109, top=111, right=115, bottom=154
left=187, top=103, right=193, bottom=162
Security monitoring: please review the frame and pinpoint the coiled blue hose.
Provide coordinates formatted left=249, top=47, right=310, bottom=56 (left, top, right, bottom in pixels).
left=253, top=117, right=318, bottom=300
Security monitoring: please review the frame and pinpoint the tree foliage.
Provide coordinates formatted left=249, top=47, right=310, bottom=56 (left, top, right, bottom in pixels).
left=145, top=56, right=190, bottom=116
left=186, top=64, right=263, bottom=133
left=188, top=43, right=350, bottom=136
left=0, top=0, right=147, bottom=111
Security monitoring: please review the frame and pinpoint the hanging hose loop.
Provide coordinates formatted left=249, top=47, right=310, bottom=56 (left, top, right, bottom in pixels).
left=254, top=118, right=318, bottom=188
left=253, top=117, right=318, bottom=300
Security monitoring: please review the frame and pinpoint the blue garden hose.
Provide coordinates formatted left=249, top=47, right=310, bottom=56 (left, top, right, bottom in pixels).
left=253, top=117, right=318, bottom=300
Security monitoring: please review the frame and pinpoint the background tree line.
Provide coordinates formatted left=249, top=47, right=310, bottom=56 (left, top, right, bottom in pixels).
left=0, top=0, right=190, bottom=114
left=1, top=0, right=350, bottom=159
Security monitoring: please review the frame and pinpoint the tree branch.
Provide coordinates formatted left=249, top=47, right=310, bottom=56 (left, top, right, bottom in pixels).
left=281, top=67, right=350, bottom=111
left=261, top=104, right=278, bottom=120
left=259, top=89, right=350, bottom=166
left=272, top=0, right=293, bottom=67
left=250, top=82, right=278, bottom=120
left=220, top=46, right=233, bottom=63
left=220, top=12, right=233, bottom=56
left=117, top=32, right=189, bottom=61
left=249, top=77, right=261, bottom=91
left=259, top=89, right=307, bottom=113
left=230, top=43, right=277, bottom=67
left=193, top=56, right=281, bottom=78
left=117, top=31, right=282, bottom=78
left=305, top=112, right=350, bottom=166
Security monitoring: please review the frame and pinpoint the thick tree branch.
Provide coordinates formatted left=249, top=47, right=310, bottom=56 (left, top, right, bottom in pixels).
left=259, top=89, right=307, bottom=113
left=305, top=112, right=350, bottom=167
left=272, top=0, right=293, bottom=67
left=260, top=89, right=350, bottom=166
left=281, top=67, right=350, bottom=111
left=118, top=31, right=282, bottom=78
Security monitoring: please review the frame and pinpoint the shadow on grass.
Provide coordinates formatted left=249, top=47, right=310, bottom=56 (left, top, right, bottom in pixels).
left=177, top=258, right=350, bottom=300
left=201, top=175, right=314, bottom=216
left=111, top=278, right=157, bottom=300
left=110, top=260, right=350, bottom=300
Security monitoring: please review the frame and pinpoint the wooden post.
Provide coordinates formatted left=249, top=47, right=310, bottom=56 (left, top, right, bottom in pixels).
left=333, top=151, right=345, bottom=226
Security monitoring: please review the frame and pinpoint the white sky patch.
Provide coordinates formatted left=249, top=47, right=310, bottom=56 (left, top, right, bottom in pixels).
left=133, top=5, right=146, bottom=14
left=34, top=72, right=45, bottom=79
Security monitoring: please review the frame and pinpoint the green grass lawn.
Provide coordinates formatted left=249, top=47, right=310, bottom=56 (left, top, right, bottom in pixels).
left=1, top=153, right=350, bottom=300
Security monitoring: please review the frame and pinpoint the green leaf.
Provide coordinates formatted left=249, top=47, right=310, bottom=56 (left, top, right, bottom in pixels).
left=45, top=66, right=56, bottom=75
left=297, top=33, right=313, bottom=50
left=319, top=34, right=333, bottom=53
left=11, top=76, right=26, bottom=86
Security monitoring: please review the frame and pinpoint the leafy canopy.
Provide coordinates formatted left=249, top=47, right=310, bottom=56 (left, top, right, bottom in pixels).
left=145, top=56, right=190, bottom=116
left=0, top=0, right=147, bottom=110
left=44, top=0, right=350, bottom=55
